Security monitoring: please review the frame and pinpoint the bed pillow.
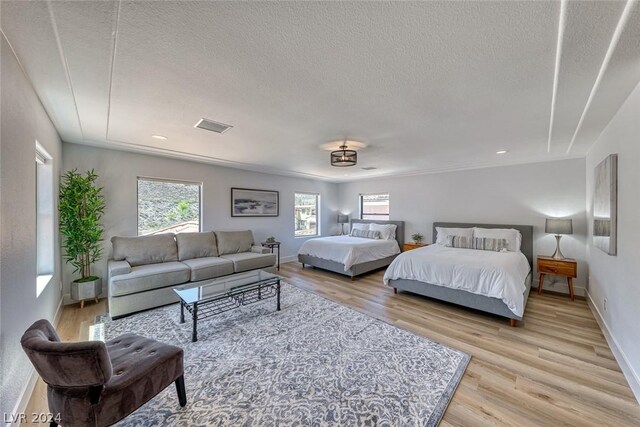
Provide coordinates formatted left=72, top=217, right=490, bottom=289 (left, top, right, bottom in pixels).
left=350, top=223, right=369, bottom=233
left=445, top=235, right=474, bottom=249
left=350, top=229, right=381, bottom=239
left=473, top=237, right=509, bottom=252
left=370, top=223, right=397, bottom=240
left=474, top=228, right=521, bottom=252
left=435, top=227, right=474, bottom=245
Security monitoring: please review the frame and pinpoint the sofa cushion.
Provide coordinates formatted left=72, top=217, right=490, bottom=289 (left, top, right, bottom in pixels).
left=219, top=252, right=276, bottom=273
left=175, top=232, right=218, bottom=260
left=111, top=234, right=178, bottom=267
left=110, top=262, right=190, bottom=297
left=215, top=231, right=254, bottom=255
left=181, top=257, right=234, bottom=281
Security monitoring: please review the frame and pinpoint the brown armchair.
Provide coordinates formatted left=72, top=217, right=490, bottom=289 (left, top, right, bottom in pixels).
left=21, top=319, right=186, bottom=426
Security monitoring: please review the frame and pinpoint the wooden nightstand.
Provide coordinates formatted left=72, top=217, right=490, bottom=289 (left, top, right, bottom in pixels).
left=403, top=243, right=428, bottom=252
left=537, top=256, right=577, bottom=300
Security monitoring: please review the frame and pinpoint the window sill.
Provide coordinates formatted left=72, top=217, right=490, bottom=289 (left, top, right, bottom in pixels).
left=295, top=235, right=319, bottom=239
left=36, top=274, right=53, bottom=297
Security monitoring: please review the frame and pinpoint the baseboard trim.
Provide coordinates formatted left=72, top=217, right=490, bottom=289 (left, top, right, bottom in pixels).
left=6, top=298, right=64, bottom=427
left=586, top=290, right=640, bottom=403
left=281, top=255, right=298, bottom=264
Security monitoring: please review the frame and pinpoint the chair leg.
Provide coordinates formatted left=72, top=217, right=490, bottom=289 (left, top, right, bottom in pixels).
left=175, top=374, right=187, bottom=407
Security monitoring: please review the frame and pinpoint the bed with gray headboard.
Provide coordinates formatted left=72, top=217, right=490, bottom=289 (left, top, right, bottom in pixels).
left=387, top=222, right=533, bottom=326
left=298, top=219, right=405, bottom=280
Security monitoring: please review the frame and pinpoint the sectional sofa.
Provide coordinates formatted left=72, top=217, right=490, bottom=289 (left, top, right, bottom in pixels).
left=107, top=230, right=276, bottom=318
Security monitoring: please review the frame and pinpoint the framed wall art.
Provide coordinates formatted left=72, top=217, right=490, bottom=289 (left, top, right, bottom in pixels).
left=231, top=188, right=279, bottom=217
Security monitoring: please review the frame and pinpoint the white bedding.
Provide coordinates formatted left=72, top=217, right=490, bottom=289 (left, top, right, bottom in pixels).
left=383, top=245, right=531, bottom=316
left=298, top=236, right=400, bottom=271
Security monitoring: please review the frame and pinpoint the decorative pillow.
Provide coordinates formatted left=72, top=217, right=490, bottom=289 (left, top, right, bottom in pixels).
left=350, top=223, right=369, bottom=232
left=175, top=232, right=218, bottom=260
left=445, top=235, right=474, bottom=249
left=435, top=227, right=474, bottom=245
left=370, top=223, right=397, bottom=240
left=473, top=228, right=521, bottom=252
left=350, top=229, right=381, bottom=239
left=111, top=233, right=178, bottom=267
left=473, top=237, right=509, bottom=252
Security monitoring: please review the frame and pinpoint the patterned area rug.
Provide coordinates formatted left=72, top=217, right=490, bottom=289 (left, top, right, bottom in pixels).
left=95, top=283, right=470, bottom=426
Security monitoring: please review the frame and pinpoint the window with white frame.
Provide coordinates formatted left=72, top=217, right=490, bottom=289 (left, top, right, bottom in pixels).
left=360, top=193, right=389, bottom=220
left=294, top=192, right=319, bottom=237
left=36, top=142, right=54, bottom=297
left=137, top=178, right=202, bottom=236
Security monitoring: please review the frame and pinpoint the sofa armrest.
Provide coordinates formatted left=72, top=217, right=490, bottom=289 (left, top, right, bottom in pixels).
left=108, top=260, right=131, bottom=278
left=251, top=245, right=270, bottom=254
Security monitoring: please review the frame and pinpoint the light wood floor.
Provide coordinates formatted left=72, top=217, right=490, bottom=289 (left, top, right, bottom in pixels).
left=26, top=262, right=640, bottom=426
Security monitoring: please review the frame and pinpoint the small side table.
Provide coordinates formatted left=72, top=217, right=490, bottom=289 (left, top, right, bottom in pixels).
left=537, top=256, right=577, bottom=300
left=262, top=241, right=281, bottom=271
left=403, top=243, right=428, bottom=252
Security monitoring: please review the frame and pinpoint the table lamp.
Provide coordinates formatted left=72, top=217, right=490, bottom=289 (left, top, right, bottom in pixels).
left=337, top=214, right=349, bottom=235
left=545, top=218, right=573, bottom=259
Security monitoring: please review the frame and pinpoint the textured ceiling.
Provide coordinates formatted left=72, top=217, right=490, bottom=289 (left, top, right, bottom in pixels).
left=1, top=1, right=639, bottom=182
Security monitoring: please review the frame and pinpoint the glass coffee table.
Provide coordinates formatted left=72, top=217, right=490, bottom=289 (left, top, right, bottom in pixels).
left=173, top=270, right=281, bottom=342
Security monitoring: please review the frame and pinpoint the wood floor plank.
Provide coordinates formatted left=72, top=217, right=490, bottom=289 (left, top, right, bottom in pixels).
left=22, top=263, right=639, bottom=426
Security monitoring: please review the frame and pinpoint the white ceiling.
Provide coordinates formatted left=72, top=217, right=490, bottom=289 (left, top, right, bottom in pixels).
left=2, top=1, right=639, bottom=182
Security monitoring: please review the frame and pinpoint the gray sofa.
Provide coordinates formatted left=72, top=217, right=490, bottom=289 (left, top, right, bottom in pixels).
left=107, top=230, right=276, bottom=318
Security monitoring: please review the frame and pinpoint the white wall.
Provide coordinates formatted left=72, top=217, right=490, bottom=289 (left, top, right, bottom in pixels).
left=61, top=143, right=340, bottom=302
left=0, top=36, right=63, bottom=419
left=585, top=81, right=640, bottom=399
left=338, top=158, right=588, bottom=294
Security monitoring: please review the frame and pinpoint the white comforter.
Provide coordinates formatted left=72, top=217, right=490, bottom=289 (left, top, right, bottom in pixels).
left=383, top=244, right=531, bottom=316
left=298, top=236, right=401, bottom=271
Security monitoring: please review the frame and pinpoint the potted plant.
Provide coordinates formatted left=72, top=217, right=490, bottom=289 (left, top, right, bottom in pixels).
left=411, top=233, right=424, bottom=245
left=59, top=169, right=106, bottom=308
left=265, top=236, right=277, bottom=243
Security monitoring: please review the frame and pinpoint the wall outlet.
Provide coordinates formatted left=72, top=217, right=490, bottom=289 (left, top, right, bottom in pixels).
left=604, top=298, right=607, bottom=312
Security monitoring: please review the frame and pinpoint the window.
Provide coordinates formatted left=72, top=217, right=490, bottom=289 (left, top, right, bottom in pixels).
left=137, top=178, right=202, bottom=235
left=36, top=142, right=54, bottom=297
left=360, top=193, right=389, bottom=220
left=295, top=192, right=319, bottom=237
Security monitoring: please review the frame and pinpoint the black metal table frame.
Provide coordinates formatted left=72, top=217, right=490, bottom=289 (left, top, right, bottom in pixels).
left=178, top=277, right=281, bottom=342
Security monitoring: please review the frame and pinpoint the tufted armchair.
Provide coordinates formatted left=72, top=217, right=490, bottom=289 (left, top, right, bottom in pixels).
left=21, top=319, right=186, bottom=427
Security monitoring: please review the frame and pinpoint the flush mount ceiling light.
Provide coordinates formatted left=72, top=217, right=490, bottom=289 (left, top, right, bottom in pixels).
left=151, top=135, right=168, bottom=140
left=331, top=141, right=358, bottom=167
left=496, top=150, right=508, bottom=154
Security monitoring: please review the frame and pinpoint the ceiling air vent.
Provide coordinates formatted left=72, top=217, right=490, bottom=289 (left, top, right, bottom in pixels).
left=194, top=118, right=233, bottom=134
left=362, top=167, right=377, bottom=171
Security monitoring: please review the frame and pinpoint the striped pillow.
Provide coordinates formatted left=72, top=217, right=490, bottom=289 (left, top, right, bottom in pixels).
left=473, top=237, right=509, bottom=252
left=350, top=229, right=381, bottom=239
left=445, top=235, right=474, bottom=249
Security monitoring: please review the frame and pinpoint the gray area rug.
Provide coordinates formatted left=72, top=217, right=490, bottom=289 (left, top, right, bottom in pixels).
left=95, top=283, right=470, bottom=426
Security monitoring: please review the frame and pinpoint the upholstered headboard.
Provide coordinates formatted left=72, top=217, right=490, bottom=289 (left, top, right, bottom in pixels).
left=350, top=219, right=405, bottom=248
left=432, top=222, right=534, bottom=267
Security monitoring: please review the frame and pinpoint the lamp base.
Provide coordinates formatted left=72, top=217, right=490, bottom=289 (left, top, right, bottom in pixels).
left=550, top=235, right=565, bottom=260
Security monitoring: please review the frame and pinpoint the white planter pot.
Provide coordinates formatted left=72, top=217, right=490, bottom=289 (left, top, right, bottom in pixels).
left=71, top=277, right=102, bottom=306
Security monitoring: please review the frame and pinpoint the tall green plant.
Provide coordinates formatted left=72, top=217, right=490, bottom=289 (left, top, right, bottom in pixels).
left=59, top=169, right=105, bottom=281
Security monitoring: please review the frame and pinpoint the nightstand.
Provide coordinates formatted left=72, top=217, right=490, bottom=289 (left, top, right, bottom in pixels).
left=403, top=243, right=428, bottom=252
left=537, top=256, right=577, bottom=300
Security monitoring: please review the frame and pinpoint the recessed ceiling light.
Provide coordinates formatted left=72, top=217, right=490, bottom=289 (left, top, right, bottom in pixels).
left=151, top=135, right=168, bottom=140
left=496, top=150, right=508, bottom=154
